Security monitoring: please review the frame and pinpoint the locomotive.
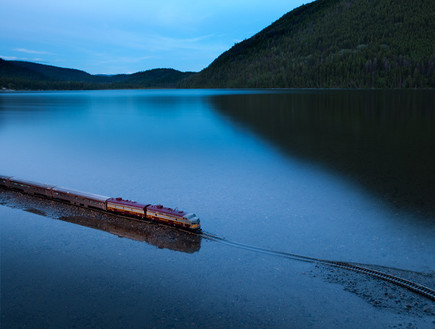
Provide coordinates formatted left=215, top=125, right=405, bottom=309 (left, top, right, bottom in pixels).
left=0, top=175, right=201, bottom=230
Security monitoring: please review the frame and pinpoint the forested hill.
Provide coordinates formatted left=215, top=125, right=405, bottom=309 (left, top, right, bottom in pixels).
left=0, top=59, right=194, bottom=90
left=182, top=0, right=435, bottom=88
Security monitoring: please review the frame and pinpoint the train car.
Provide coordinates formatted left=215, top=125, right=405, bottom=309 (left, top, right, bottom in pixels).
left=51, top=186, right=109, bottom=210
left=106, top=197, right=148, bottom=218
left=1, top=174, right=201, bottom=231
left=146, top=204, right=201, bottom=230
left=8, top=177, right=54, bottom=198
left=0, top=175, right=12, bottom=187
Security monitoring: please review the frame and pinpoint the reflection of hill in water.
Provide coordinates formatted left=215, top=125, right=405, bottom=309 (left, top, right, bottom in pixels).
left=210, top=90, right=435, bottom=218
left=0, top=189, right=201, bottom=254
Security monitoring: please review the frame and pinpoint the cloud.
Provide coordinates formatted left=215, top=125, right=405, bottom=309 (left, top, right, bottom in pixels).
left=13, top=48, right=52, bottom=55
left=1, top=55, right=48, bottom=63
left=1, top=0, right=305, bottom=73
left=0, top=55, right=19, bottom=60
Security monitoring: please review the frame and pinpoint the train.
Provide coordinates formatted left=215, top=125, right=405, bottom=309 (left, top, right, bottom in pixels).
left=0, top=175, right=201, bottom=230
left=0, top=188, right=202, bottom=253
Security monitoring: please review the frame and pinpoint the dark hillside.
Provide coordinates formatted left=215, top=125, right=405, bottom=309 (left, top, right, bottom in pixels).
left=183, top=0, right=435, bottom=88
left=0, top=59, right=52, bottom=82
left=0, top=59, right=195, bottom=90
left=9, top=60, right=94, bottom=82
left=124, top=69, right=195, bottom=88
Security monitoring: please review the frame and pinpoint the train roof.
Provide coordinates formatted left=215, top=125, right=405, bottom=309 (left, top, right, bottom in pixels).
left=147, top=204, right=187, bottom=217
left=107, top=197, right=149, bottom=209
left=9, top=177, right=54, bottom=189
left=52, top=186, right=109, bottom=202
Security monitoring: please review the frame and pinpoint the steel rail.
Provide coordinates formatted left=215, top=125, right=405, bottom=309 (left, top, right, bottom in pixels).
left=1, top=186, right=434, bottom=301
left=196, top=231, right=435, bottom=301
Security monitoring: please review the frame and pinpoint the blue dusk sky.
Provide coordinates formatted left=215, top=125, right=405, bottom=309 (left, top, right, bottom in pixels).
left=0, top=0, right=308, bottom=74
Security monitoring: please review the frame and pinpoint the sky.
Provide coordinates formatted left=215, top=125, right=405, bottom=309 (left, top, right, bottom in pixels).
left=1, top=0, right=308, bottom=74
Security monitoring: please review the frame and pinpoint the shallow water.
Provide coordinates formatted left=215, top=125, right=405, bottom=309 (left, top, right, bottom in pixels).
left=1, top=89, right=434, bottom=328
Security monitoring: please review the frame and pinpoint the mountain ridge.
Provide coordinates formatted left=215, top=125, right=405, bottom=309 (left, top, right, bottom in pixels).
left=0, top=59, right=195, bottom=90
left=182, top=0, right=435, bottom=88
left=2, top=0, right=434, bottom=90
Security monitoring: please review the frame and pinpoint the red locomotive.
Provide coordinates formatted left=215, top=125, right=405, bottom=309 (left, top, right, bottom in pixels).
left=0, top=175, right=201, bottom=230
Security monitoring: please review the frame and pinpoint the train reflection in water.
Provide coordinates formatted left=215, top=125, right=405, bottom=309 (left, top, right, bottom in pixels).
left=0, top=188, right=201, bottom=254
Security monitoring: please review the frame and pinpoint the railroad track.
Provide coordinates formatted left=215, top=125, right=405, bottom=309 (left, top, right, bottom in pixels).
left=197, top=231, right=435, bottom=301
left=328, top=261, right=435, bottom=301
left=1, top=188, right=434, bottom=301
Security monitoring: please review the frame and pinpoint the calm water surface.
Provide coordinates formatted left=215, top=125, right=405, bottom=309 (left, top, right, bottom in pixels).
left=1, top=89, right=434, bottom=328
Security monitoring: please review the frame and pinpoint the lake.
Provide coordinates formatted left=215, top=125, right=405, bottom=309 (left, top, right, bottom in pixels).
left=1, top=89, right=434, bottom=328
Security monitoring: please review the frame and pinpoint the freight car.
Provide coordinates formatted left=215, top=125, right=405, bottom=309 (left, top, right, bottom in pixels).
left=0, top=176, right=201, bottom=230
